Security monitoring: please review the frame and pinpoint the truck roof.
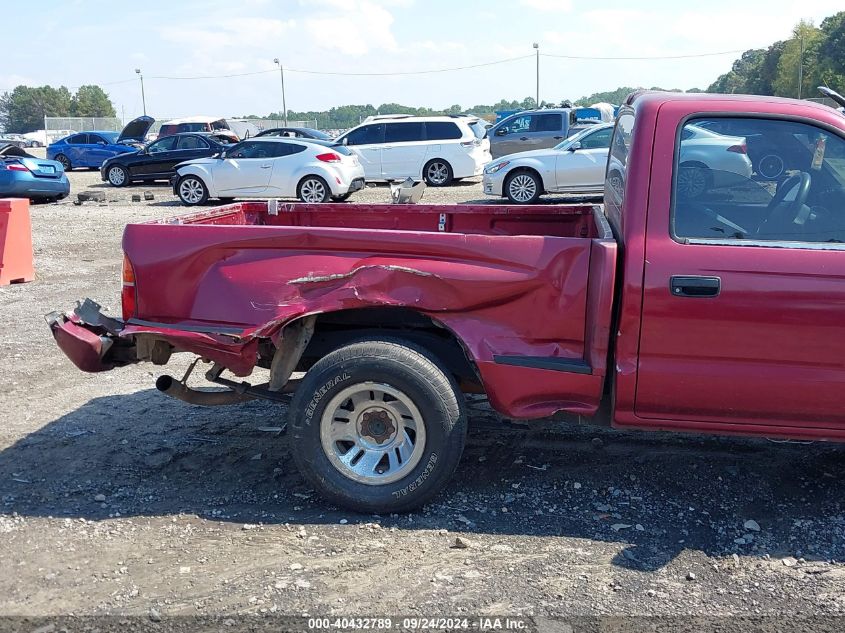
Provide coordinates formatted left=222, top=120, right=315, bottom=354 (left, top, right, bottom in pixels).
left=626, top=90, right=839, bottom=117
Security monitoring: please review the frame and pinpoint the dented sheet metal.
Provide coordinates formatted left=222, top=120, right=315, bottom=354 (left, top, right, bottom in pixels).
left=114, top=202, right=617, bottom=417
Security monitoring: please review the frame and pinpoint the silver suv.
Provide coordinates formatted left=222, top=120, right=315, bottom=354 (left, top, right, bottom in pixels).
left=488, top=108, right=578, bottom=158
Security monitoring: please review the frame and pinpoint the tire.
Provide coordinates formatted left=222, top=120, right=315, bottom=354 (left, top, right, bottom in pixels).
left=107, top=165, right=129, bottom=187
left=55, top=154, right=71, bottom=171
left=505, top=170, right=542, bottom=204
left=423, top=159, right=453, bottom=187
left=176, top=175, right=209, bottom=206
left=298, top=175, right=330, bottom=203
left=677, top=162, right=710, bottom=199
left=289, top=339, right=468, bottom=513
left=331, top=193, right=352, bottom=202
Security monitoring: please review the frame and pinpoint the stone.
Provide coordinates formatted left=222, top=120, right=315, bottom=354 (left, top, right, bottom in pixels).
left=744, top=520, right=761, bottom=532
left=94, top=494, right=106, bottom=502
left=452, top=536, right=472, bottom=549
left=687, top=572, right=696, bottom=581
left=149, top=608, right=162, bottom=622
left=144, top=192, right=154, bottom=201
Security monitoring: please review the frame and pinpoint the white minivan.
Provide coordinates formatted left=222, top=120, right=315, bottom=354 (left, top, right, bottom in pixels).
left=335, top=115, right=491, bottom=186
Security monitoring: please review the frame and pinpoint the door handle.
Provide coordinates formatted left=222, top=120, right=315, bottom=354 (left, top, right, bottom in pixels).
left=519, top=136, right=528, bottom=141
left=670, top=275, right=720, bottom=297
left=260, top=164, right=271, bottom=169
left=382, top=146, right=393, bottom=150
left=553, top=136, right=564, bottom=140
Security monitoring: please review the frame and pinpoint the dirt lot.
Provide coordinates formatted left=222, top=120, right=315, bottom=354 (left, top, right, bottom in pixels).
left=1, top=159, right=844, bottom=625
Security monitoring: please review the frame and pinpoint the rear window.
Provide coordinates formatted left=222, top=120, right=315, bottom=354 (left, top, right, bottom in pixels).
left=158, top=125, right=177, bottom=137
left=211, top=119, right=230, bottom=131
left=385, top=122, right=424, bottom=143
left=425, top=121, right=462, bottom=140
left=181, top=123, right=210, bottom=133
left=468, top=119, right=488, bottom=140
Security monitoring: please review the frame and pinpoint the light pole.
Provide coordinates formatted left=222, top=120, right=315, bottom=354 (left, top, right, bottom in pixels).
left=135, top=68, right=146, bottom=116
left=532, top=43, right=539, bottom=107
left=274, top=58, right=288, bottom=126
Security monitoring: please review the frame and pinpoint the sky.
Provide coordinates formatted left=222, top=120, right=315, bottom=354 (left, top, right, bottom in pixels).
left=4, top=0, right=843, bottom=122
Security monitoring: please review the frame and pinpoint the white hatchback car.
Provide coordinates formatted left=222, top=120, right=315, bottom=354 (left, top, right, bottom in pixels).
left=173, top=138, right=365, bottom=205
left=335, top=115, right=491, bottom=186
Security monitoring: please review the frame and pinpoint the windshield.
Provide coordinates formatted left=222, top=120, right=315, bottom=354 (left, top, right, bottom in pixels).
left=101, top=132, right=120, bottom=143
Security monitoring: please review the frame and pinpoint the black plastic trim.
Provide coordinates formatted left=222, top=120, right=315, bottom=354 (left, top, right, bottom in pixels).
left=493, top=355, right=592, bottom=375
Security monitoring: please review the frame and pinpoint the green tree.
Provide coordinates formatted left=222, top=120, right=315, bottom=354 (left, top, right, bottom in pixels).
left=773, top=20, right=823, bottom=98
left=71, top=85, right=116, bottom=117
left=0, top=85, right=72, bottom=133
left=817, top=12, right=845, bottom=89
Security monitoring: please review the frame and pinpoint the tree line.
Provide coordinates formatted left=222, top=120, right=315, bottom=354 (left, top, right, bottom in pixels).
left=707, top=12, right=844, bottom=97
left=0, top=85, right=116, bottom=133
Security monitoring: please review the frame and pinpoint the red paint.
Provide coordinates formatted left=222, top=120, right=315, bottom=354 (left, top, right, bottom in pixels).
left=49, top=92, right=845, bottom=442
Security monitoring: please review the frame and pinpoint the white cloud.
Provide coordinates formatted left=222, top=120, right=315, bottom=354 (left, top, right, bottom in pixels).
left=520, top=0, right=572, bottom=12
left=303, top=1, right=399, bottom=56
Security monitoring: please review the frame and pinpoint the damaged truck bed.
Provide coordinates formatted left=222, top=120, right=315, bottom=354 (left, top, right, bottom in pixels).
left=51, top=200, right=616, bottom=419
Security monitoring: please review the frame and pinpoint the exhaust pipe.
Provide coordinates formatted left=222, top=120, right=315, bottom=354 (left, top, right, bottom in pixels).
left=155, top=374, right=255, bottom=406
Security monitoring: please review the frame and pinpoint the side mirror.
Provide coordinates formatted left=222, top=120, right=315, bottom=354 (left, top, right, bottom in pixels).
left=568, top=141, right=582, bottom=152
left=341, top=137, right=348, bottom=146
left=495, top=128, right=507, bottom=136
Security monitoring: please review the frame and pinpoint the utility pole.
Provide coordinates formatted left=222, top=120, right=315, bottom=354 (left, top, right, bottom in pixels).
left=797, top=34, right=804, bottom=100
left=135, top=69, right=146, bottom=116
left=274, top=58, right=288, bottom=126
left=533, top=43, right=540, bottom=107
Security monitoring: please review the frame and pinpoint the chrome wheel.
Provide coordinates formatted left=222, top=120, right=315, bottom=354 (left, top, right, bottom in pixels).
left=758, top=154, right=784, bottom=180
left=179, top=177, right=205, bottom=204
left=300, top=177, right=327, bottom=203
left=108, top=166, right=126, bottom=186
left=320, top=381, right=426, bottom=486
left=508, top=173, right=538, bottom=203
left=677, top=165, right=707, bottom=198
left=426, top=161, right=449, bottom=185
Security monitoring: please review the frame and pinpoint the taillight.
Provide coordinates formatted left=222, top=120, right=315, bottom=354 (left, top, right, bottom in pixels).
left=461, top=139, right=481, bottom=148
left=5, top=163, right=29, bottom=172
left=121, top=256, right=137, bottom=320
left=316, top=152, right=341, bottom=163
left=727, top=143, right=747, bottom=154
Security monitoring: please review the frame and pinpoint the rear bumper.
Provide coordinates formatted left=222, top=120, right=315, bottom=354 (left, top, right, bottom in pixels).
left=345, top=177, right=365, bottom=194
left=0, top=175, right=69, bottom=199
left=46, top=299, right=136, bottom=373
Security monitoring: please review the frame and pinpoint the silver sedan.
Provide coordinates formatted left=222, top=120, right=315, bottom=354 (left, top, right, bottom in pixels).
left=483, top=123, right=613, bottom=204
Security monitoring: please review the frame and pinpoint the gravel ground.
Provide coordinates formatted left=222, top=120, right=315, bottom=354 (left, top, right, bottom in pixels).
left=1, top=157, right=844, bottom=626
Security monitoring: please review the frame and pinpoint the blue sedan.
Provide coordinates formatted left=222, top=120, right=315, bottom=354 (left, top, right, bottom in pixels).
left=47, top=116, right=154, bottom=171
left=0, top=143, right=69, bottom=202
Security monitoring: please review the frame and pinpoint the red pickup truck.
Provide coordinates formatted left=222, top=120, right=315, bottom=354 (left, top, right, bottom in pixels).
left=48, top=91, right=845, bottom=513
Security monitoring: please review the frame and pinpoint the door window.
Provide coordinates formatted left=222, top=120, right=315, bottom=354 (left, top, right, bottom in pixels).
left=228, top=141, right=272, bottom=159
left=424, top=121, right=462, bottom=140
left=672, top=117, right=845, bottom=244
left=148, top=136, right=178, bottom=153
left=344, top=124, right=385, bottom=146
left=535, top=113, right=562, bottom=132
left=580, top=127, right=612, bottom=149
left=88, top=134, right=107, bottom=145
left=385, top=122, right=425, bottom=143
left=266, top=142, right=306, bottom=157
left=177, top=135, right=209, bottom=150
left=504, top=115, right=532, bottom=135
left=67, top=134, right=87, bottom=144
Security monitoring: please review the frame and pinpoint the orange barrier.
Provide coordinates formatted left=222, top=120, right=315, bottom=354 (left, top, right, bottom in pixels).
left=0, top=198, right=35, bottom=285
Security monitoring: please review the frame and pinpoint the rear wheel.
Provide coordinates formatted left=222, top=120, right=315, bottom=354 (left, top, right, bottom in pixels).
left=289, top=339, right=467, bottom=513
left=423, top=159, right=453, bottom=187
left=55, top=154, right=71, bottom=171
left=176, top=175, right=209, bottom=205
left=107, top=165, right=129, bottom=187
left=505, top=170, right=542, bottom=204
left=298, top=176, right=330, bottom=203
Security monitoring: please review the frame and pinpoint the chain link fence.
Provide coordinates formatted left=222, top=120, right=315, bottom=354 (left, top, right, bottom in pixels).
left=44, top=117, right=123, bottom=143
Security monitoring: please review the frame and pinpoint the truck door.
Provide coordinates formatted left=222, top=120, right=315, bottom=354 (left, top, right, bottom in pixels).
left=635, top=109, right=845, bottom=433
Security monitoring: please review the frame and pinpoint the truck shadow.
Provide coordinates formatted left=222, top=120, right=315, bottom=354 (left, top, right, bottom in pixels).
left=1, top=389, right=843, bottom=572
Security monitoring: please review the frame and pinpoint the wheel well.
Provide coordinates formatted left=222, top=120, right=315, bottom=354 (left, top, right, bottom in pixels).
left=277, top=308, right=482, bottom=390
left=423, top=158, right=452, bottom=172
left=297, top=174, right=329, bottom=191
left=505, top=166, right=543, bottom=188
